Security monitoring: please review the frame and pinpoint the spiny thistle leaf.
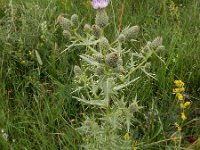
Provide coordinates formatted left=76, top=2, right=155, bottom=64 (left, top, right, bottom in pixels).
left=113, top=77, right=140, bottom=91
left=72, top=96, right=107, bottom=107
left=80, top=54, right=99, bottom=66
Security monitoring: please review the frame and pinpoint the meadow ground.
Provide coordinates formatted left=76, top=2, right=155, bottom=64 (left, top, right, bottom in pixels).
left=0, top=0, right=200, bottom=149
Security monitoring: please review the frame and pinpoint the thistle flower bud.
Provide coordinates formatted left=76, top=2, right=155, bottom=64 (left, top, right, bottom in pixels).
left=92, top=24, right=102, bottom=38
left=61, top=18, right=72, bottom=30
left=95, top=66, right=105, bottom=76
left=95, top=9, right=109, bottom=27
left=71, top=14, right=79, bottom=26
left=123, top=25, right=140, bottom=40
left=99, top=37, right=109, bottom=50
left=63, top=30, right=71, bottom=39
left=118, top=34, right=126, bottom=43
left=95, top=53, right=104, bottom=63
left=74, top=65, right=82, bottom=76
left=84, top=24, right=92, bottom=33
left=105, top=52, right=119, bottom=68
left=151, top=36, right=163, bottom=49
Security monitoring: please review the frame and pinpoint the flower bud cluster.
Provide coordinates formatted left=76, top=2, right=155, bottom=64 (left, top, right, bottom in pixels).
left=151, top=37, right=165, bottom=52
left=119, top=25, right=140, bottom=42
left=141, top=36, right=165, bottom=53
left=57, top=16, right=71, bottom=30
left=57, top=14, right=79, bottom=39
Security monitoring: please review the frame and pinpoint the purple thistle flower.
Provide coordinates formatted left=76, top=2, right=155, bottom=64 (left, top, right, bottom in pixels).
left=92, top=0, right=110, bottom=9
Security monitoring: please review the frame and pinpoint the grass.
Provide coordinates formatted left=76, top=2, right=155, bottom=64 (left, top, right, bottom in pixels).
left=0, top=0, right=200, bottom=149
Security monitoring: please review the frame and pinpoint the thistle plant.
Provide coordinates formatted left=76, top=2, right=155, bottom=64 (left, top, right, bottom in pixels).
left=58, top=0, right=165, bottom=149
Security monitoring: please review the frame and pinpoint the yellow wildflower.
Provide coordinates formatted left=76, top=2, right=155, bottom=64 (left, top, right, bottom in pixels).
left=174, top=80, right=184, bottom=87
left=180, top=101, right=191, bottom=109
left=124, top=132, right=130, bottom=140
left=184, top=101, right=191, bottom=107
left=173, top=87, right=185, bottom=93
left=176, top=93, right=183, bottom=100
left=174, top=122, right=182, bottom=131
left=180, top=103, right=185, bottom=109
left=181, top=112, right=187, bottom=121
